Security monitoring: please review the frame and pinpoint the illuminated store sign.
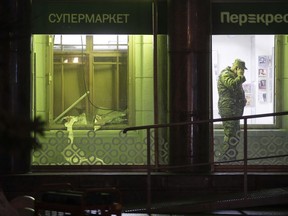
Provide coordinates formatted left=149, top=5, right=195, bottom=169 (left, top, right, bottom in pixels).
left=32, top=1, right=288, bottom=35
left=48, top=13, right=130, bottom=24
left=32, top=0, right=167, bottom=34
left=212, top=2, right=288, bottom=34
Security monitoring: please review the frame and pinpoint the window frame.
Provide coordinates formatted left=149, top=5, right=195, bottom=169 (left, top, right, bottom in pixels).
left=48, top=35, right=130, bottom=130
left=212, top=34, right=279, bottom=129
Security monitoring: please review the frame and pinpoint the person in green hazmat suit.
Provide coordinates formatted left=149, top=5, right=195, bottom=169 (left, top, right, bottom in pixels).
left=217, top=59, right=247, bottom=161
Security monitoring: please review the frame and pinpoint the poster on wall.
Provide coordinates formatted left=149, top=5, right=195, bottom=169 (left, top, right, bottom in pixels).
left=243, top=83, right=254, bottom=107
left=257, top=55, right=272, bottom=103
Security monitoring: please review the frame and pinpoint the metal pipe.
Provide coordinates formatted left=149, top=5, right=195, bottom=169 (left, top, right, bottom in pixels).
left=124, top=111, right=288, bottom=133
left=123, top=111, right=288, bottom=210
left=153, top=0, right=159, bottom=169
left=244, top=118, right=248, bottom=198
left=53, top=91, right=89, bottom=123
left=147, top=128, right=152, bottom=213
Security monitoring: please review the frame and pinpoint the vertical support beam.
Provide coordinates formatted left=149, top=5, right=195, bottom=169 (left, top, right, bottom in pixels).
left=243, top=118, right=248, bottom=198
left=0, top=0, right=12, bottom=111
left=146, top=128, right=152, bottom=213
left=0, top=0, right=32, bottom=173
left=169, top=0, right=211, bottom=171
left=3, top=0, right=31, bottom=118
left=153, top=0, right=159, bottom=168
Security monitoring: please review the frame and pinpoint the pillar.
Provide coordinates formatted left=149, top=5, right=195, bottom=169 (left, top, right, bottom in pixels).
left=0, top=0, right=32, bottom=174
left=169, top=0, right=211, bottom=172
left=0, top=0, right=31, bottom=116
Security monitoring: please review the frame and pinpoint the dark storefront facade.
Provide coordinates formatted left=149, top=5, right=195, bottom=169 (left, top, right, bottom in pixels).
left=1, top=0, right=288, bottom=173
left=30, top=0, right=288, bottom=172
left=2, top=0, right=288, bottom=213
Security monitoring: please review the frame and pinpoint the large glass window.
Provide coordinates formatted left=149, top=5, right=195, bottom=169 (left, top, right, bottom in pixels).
left=212, top=35, right=288, bottom=166
left=212, top=35, right=275, bottom=126
left=50, top=35, right=128, bottom=130
left=32, top=34, right=169, bottom=166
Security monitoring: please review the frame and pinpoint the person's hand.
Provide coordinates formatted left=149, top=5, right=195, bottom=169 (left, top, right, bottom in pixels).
left=237, top=68, right=244, bottom=76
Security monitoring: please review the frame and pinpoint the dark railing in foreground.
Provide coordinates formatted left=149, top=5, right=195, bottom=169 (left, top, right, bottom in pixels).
left=123, top=111, right=288, bottom=213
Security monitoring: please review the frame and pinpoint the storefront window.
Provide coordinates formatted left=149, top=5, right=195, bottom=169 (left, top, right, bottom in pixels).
left=212, top=35, right=288, bottom=165
left=50, top=35, right=128, bottom=131
left=32, top=34, right=169, bottom=166
left=212, top=35, right=275, bottom=125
